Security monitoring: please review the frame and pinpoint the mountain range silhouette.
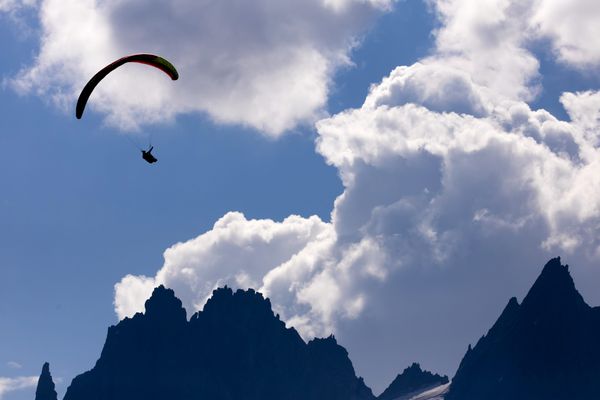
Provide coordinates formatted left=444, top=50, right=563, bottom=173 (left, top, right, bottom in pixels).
left=61, top=286, right=374, bottom=400
left=36, top=257, right=600, bottom=400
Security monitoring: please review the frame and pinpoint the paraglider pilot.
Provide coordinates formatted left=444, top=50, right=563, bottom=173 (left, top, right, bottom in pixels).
left=142, top=146, right=158, bottom=164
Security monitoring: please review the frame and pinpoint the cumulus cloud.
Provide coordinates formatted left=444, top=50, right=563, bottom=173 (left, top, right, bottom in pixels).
left=0, top=376, right=38, bottom=400
left=10, top=0, right=392, bottom=135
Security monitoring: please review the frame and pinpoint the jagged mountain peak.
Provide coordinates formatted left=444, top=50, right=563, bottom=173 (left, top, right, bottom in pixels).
left=406, top=362, right=425, bottom=372
left=378, top=362, right=448, bottom=400
left=309, top=334, right=339, bottom=347
left=307, top=335, right=350, bottom=364
left=41, top=362, right=50, bottom=376
left=143, top=285, right=187, bottom=322
left=521, top=256, right=586, bottom=312
left=191, top=286, right=281, bottom=331
left=200, top=286, right=272, bottom=313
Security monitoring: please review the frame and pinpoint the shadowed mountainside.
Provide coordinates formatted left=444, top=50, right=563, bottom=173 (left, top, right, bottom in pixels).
left=447, top=257, right=600, bottom=400
left=63, top=286, right=375, bottom=400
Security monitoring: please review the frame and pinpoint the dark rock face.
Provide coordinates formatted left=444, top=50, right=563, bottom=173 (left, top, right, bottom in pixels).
left=378, top=363, right=448, bottom=400
left=447, top=257, right=600, bottom=400
left=63, top=286, right=374, bottom=400
left=35, top=362, right=58, bottom=400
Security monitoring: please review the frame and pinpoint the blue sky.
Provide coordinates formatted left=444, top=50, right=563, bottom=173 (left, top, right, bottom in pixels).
left=2, top=1, right=600, bottom=399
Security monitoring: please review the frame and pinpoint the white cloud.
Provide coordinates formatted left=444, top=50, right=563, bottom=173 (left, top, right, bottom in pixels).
left=10, top=0, right=392, bottom=135
left=0, top=377, right=38, bottom=400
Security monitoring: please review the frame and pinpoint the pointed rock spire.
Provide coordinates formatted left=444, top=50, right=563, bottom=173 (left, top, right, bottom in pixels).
left=522, top=256, right=586, bottom=312
left=35, top=362, right=58, bottom=400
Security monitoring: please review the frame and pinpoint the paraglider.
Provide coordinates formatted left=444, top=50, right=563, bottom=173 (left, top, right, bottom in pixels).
left=75, top=54, right=178, bottom=164
left=141, top=146, right=157, bottom=164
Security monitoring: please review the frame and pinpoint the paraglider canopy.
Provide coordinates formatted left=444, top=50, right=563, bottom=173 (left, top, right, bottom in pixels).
left=76, top=54, right=179, bottom=119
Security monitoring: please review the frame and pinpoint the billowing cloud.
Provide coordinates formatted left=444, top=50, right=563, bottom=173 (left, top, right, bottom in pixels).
left=0, top=376, right=38, bottom=400
left=9, top=0, right=392, bottom=135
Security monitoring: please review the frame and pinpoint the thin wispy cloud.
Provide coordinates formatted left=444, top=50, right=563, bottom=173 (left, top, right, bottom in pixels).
left=6, top=362, right=22, bottom=370
left=0, top=376, right=38, bottom=400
